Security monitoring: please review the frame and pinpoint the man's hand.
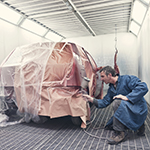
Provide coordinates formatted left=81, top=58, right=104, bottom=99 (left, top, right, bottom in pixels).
left=82, top=94, right=94, bottom=103
left=113, top=94, right=128, bottom=101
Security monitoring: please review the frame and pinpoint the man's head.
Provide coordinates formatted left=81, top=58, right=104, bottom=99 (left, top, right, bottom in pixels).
left=99, top=66, right=117, bottom=84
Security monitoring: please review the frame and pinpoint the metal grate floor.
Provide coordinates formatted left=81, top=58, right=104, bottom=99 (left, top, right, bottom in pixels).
left=0, top=103, right=150, bottom=150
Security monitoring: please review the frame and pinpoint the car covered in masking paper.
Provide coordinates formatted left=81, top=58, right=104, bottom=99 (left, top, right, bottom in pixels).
left=0, top=42, right=103, bottom=128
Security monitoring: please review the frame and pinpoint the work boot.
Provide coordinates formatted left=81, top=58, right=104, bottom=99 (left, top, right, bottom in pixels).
left=107, top=131, right=127, bottom=145
left=104, top=124, right=113, bottom=130
left=137, top=124, right=145, bottom=136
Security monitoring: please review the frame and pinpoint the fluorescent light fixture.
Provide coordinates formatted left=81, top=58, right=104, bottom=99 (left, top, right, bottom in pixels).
left=142, top=0, right=150, bottom=5
left=132, top=0, right=147, bottom=25
left=21, top=19, right=47, bottom=36
left=129, top=20, right=140, bottom=35
left=0, top=3, right=22, bottom=24
left=45, top=31, right=62, bottom=42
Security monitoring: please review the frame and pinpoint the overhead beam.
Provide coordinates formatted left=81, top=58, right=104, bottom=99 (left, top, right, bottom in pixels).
left=62, top=0, right=96, bottom=36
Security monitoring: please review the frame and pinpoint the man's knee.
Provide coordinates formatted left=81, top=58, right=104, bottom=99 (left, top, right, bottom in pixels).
left=113, top=99, right=121, bottom=112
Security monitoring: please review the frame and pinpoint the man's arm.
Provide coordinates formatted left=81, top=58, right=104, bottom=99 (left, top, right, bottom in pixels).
left=82, top=88, right=113, bottom=108
left=125, top=76, right=148, bottom=104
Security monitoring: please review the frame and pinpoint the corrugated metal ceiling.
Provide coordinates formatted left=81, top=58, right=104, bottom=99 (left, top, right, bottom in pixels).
left=0, top=0, right=133, bottom=39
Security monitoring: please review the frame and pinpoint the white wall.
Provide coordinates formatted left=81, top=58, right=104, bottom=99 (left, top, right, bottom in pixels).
left=0, top=19, right=49, bottom=64
left=63, top=32, right=138, bottom=76
left=137, top=9, right=150, bottom=104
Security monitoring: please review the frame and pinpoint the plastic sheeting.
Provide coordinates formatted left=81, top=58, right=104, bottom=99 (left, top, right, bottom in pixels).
left=0, top=42, right=103, bottom=127
left=0, top=113, right=24, bottom=127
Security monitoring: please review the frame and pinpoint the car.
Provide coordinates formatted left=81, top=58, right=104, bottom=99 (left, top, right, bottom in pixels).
left=0, top=42, right=103, bottom=128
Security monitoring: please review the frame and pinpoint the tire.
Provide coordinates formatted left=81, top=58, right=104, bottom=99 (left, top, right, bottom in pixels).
left=71, top=116, right=82, bottom=126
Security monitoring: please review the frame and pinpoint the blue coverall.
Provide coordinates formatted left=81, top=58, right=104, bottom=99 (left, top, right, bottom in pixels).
left=94, top=75, right=148, bottom=131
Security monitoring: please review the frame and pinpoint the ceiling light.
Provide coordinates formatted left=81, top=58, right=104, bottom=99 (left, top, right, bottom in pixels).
left=132, top=0, right=147, bottom=25
left=142, top=0, right=150, bottom=5
left=45, top=31, right=63, bottom=42
left=0, top=3, right=22, bottom=24
left=21, top=19, right=47, bottom=36
left=129, top=20, right=140, bottom=36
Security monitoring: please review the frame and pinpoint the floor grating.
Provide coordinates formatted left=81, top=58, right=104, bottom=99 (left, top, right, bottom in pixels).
left=0, top=103, right=150, bottom=150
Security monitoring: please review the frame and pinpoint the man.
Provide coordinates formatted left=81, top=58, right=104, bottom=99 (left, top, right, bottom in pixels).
left=83, top=66, right=148, bottom=145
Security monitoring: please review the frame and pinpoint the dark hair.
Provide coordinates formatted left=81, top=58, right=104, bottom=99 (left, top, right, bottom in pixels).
left=100, top=66, right=116, bottom=77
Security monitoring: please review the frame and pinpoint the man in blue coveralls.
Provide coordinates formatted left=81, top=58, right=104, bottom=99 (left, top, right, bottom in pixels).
left=83, top=66, right=148, bottom=145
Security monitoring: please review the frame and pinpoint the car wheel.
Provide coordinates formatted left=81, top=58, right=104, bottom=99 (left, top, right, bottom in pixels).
left=71, top=116, right=82, bottom=126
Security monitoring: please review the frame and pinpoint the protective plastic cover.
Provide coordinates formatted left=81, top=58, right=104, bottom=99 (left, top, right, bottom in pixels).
left=0, top=42, right=102, bottom=126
